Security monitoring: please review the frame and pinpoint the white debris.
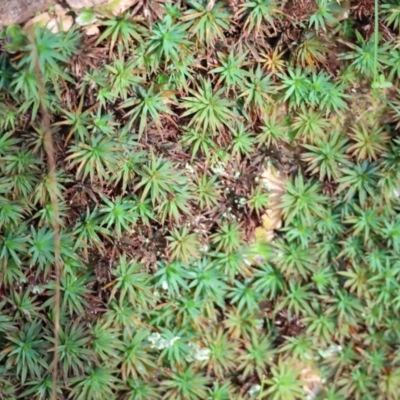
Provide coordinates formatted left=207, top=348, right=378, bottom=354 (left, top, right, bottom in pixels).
left=318, top=345, right=342, bottom=358
left=255, top=319, right=264, bottom=330
left=185, top=163, right=195, bottom=174
left=186, top=342, right=211, bottom=362
left=148, top=332, right=181, bottom=350
left=32, top=285, right=45, bottom=294
left=248, top=384, right=261, bottom=396
left=211, top=164, right=225, bottom=175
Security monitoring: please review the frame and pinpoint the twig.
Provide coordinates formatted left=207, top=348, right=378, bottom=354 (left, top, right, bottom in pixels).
left=26, top=26, right=62, bottom=400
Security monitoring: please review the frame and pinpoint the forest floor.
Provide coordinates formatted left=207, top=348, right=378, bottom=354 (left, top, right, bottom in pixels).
left=1, top=1, right=400, bottom=399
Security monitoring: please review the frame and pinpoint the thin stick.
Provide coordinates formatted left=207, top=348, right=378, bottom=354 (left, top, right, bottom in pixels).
left=373, top=0, right=379, bottom=89
left=27, top=26, right=62, bottom=399
left=44, top=102, right=62, bottom=400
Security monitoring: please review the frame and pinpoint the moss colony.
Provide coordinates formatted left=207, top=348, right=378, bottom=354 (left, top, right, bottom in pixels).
left=1, top=0, right=400, bottom=399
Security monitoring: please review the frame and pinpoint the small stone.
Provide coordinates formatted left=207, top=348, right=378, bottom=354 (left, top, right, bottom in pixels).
left=0, top=0, right=54, bottom=28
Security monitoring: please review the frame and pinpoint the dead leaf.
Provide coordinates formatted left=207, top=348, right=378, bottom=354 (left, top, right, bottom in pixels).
left=252, top=162, right=287, bottom=245
left=336, top=0, right=350, bottom=22
left=66, top=0, right=108, bottom=8
left=24, top=5, right=73, bottom=33
left=83, top=24, right=100, bottom=35
left=262, top=209, right=282, bottom=231
left=207, top=0, right=216, bottom=11
left=96, top=0, right=137, bottom=15
left=261, top=162, right=286, bottom=198
left=255, top=226, right=274, bottom=243
left=299, top=362, right=323, bottom=399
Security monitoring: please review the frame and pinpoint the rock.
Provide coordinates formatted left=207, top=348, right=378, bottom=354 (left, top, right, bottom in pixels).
left=0, top=0, right=55, bottom=29
left=0, top=0, right=138, bottom=30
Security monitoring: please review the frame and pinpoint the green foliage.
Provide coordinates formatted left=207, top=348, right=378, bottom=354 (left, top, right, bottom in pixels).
left=258, top=112, right=289, bottom=147
left=261, top=358, right=305, bottom=400
left=1, top=4, right=400, bottom=399
left=279, top=174, right=328, bottom=225
left=162, top=366, right=210, bottom=400
left=147, top=16, right=191, bottom=66
left=109, top=253, right=154, bottom=307
left=119, top=84, right=176, bottom=137
left=167, top=227, right=200, bottom=263
left=240, top=65, right=276, bottom=114
left=239, top=333, right=275, bottom=379
left=189, top=257, right=227, bottom=306
left=99, top=195, right=137, bottom=237
left=230, top=122, right=255, bottom=159
left=135, top=154, right=187, bottom=204
left=44, top=273, right=92, bottom=316
left=106, top=56, right=143, bottom=100
left=302, top=130, right=350, bottom=180
left=209, top=50, right=250, bottom=90
left=382, top=1, right=400, bottom=30
left=0, top=320, right=48, bottom=384
left=181, top=78, right=235, bottom=134
left=347, top=122, right=390, bottom=161
left=120, top=328, right=156, bottom=379
left=66, top=134, right=121, bottom=182
left=20, top=25, right=78, bottom=79
left=339, top=31, right=391, bottom=79
left=237, top=0, right=282, bottom=37
left=296, top=32, right=331, bottom=69
left=201, top=328, right=237, bottom=378
left=309, top=0, right=340, bottom=32
left=247, top=185, right=270, bottom=216
left=278, top=67, right=310, bottom=110
left=194, top=173, right=221, bottom=209
left=69, top=367, right=121, bottom=400
left=46, top=319, right=95, bottom=379
left=292, top=107, right=329, bottom=143
left=211, top=221, right=243, bottom=252
left=182, top=0, right=232, bottom=46
left=336, top=161, right=380, bottom=206
left=154, top=260, right=190, bottom=296
left=96, top=14, right=145, bottom=53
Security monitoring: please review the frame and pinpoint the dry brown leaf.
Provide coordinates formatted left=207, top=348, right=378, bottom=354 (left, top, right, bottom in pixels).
left=261, top=162, right=286, bottom=198
left=337, top=0, right=350, bottom=21
left=24, top=5, right=73, bottom=33
left=254, top=226, right=274, bottom=243
left=66, top=0, right=108, bottom=8
left=299, top=362, right=323, bottom=399
left=262, top=209, right=282, bottom=231
left=96, top=0, right=137, bottom=15
left=253, top=162, right=287, bottom=244
left=207, top=0, right=216, bottom=11
left=83, top=24, right=100, bottom=35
